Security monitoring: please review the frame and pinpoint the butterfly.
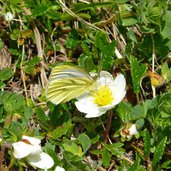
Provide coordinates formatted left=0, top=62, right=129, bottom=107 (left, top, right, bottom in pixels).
left=46, top=65, right=96, bottom=105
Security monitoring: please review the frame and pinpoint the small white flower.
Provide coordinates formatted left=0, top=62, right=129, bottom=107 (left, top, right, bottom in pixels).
left=55, top=166, right=65, bottom=171
left=121, top=124, right=138, bottom=138
left=75, top=71, right=126, bottom=118
left=12, top=135, right=54, bottom=170
left=128, top=124, right=138, bottom=136
left=4, top=12, right=14, bottom=21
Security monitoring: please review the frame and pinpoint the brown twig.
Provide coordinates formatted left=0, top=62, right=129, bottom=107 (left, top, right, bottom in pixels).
left=22, top=6, right=48, bottom=88
left=103, top=110, right=113, bottom=144
left=0, top=146, right=5, bottom=171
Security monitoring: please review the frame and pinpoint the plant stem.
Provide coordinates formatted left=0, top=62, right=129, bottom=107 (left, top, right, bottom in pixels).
left=0, top=145, right=5, bottom=171
left=103, top=110, right=113, bottom=143
left=151, top=34, right=156, bottom=98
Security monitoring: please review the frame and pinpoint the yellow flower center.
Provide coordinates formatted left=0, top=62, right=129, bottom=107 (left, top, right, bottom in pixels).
left=93, top=85, right=113, bottom=106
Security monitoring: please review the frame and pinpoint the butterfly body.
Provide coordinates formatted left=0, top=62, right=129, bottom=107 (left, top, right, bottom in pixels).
left=46, top=65, right=96, bottom=105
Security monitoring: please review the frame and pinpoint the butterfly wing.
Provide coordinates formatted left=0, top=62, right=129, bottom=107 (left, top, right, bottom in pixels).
left=46, top=65, right=95, bottom=105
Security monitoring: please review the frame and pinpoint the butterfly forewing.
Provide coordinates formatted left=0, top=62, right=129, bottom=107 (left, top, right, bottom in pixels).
left=46, top=65, right=95, bottom=105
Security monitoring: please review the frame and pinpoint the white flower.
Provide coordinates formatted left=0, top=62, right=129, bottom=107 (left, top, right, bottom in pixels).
left=121, top=124, right=138, bottom=138
left=55, top=166, right=65, bottom=171
left=4, top=12, right=14, bottom=21
left=12, top=135, right=54, bottom=170
left=128, top=124, right=138, bottom=137
left=75, top=71, right=126, bottom=118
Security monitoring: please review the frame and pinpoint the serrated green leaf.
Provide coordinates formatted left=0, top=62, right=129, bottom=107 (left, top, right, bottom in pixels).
left=35, top=107, right=48, bottom=124
left=102, top=148, right=111, bottom=167
left=0, top=68, right=13, bottom=81
left=143, top=129, right=151, bottom=157
left=78, top=133, right=91, bottom=154
left=160, top=160, right=171, bottom=169
left=152, top=137, right=167, bottom=167
left=130, top=56, right=147, bottom=94
left=117, top=102, right=133, bottom=122
left=158, top=93, right=171, bottom=118
left=31, top=5, right=49, bottom=17
left=50, top=122, right=73, bottom=139
left=78, top=54, right=96, bottom=72
left=105, top=143, right=125, bottom=156
left=118, top=160, right=131, bottom=171
left=128, top=153, right=141, bottom=171
left=4, top=93, right=25, bottom=113
left=0, top=91, right=10, bottom=105
left=95, top=32, right=115, bottom=70
left=66, top=29, right=80, bottom=50
left=46, top=11, right=61, bottom=19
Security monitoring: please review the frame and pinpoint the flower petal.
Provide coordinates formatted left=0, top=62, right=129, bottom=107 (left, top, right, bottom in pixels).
left=55, top=166, right=65, bottom=171
left=12, top=141, right=32, bottom=159
left=75, top=101, right=99, bottom=116
left=129, top=124, right=138, bottom=136
left=28, top=152, right=54, bottom=169
left=22, top=135, right=41, bottom=145
left=85, top=108, right=106, bottom=118
left=112, top=74, right=126, bottom=96
left=98, top=71, right=114, bottom=86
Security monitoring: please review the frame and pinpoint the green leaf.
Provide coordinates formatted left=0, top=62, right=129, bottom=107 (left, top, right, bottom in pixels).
left=0, top=82, right=6, bottom=88
left=44, top=142, right=61, bottom=165
left=127, top=30, right=137, bottom=42
left=0, top=68, right=13, bottom=81
left=143, top=129, right=151, bottom=157
left=73, top=2, right=116, bottom=12
left=135, top=118, right=144, bottom=130
left=122, top=18, right=138, bottom=26
left=78, top=54, right=96, bottom=72
left=23, top=106, right=32, bottom=120
left=161, top=11, right=171, bottom=39
left=78, top=133, right=91, bottom=154
left=104, top=143, right=125, bottom=156
left=31, top=5, right=49, bottom=17
left=118, top=160, right=131, bottom=171
left=4, top=93, right=25, bottom=113
left=50, top=122, right=73, bottom=139
left=0, top=91, right=10, bottom=105
left=62, top=142, right=83, bottom=157
left=95, top=32, right=116, bottom=70
left=35, top=107, right=48, bottom=124
left=158, top=93, right=171, bottom=118
left=160, top=160, right=171, bottom=170
left=102, top=148, right=111, bottom=167
left=66, top=29, right=80, bottom=50
left=130, top=104, right=146, bottom=120
left=152, top=137, right=167, bottom=167
left=10, top=29, right=20, bottom=40
left=161, top=62, right=171, bottom=82
left=130, top=56, right=147, bottom=94
left=117, top=102, right=133, bottom=122
left=128, top=153, right=141, bottom=171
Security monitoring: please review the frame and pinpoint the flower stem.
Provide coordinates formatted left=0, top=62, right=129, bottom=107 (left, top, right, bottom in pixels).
left=103, top=110, right=113, bottom=143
